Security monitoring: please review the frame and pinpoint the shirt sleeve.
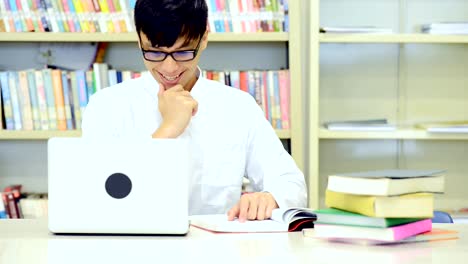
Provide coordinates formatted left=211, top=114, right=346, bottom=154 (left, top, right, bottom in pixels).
left=244, top=96, right=307, bottom=209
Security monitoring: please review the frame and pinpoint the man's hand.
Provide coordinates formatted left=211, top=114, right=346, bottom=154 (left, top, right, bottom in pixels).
left=227, top=192, right=279, bottom=222
left=152, top=84, right=198, bottom=138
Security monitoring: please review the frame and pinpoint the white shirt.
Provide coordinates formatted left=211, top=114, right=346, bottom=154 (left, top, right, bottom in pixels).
left=82, top=71, right=307, bottom=215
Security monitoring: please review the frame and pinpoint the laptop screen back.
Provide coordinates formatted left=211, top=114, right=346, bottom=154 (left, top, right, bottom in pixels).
left=48, top=138, right=190, bottom=235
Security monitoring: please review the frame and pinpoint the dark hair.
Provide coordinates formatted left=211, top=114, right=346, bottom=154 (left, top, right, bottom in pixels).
left=134, top=0, right=208, bottom=48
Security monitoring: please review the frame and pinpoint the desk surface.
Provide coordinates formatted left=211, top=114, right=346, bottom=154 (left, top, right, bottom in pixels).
left=0, top=219, right=467, bottom=264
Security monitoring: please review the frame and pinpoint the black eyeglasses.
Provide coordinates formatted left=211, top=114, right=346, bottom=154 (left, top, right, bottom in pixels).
left=141, top=38, right=202, bottom=62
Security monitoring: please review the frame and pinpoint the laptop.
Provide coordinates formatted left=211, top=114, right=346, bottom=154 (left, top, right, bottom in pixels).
left=47, top=137, right=190, bottom=235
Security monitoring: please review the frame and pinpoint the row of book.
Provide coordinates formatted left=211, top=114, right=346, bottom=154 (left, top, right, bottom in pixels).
left=0, top=0, right=289, bottom=33
left=305, top=169, right=453, bottom=245
left=0, top=66, right=142, bottom=131
left=206, top=0, right=289, bottom=33
left=0, top=0, right=136, bottom=33
left=323, top=119, right=468, bottom=133
left=202, top=69, right=290, bottom=130
left=1, top=185, right=48, bottom=219
left=0, top=66, right=291, bottom=131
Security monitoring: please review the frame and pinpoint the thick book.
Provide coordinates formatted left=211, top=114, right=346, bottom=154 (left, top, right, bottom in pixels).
left=310, top=219, right=432, bottom=242
left=303, top=227, right=457, bottom=245
left=190, top=207, right=316, bottom=233
left=314, top=208, right=423, bottom=228
left=325, top=190, right=434, bottom=218
left=327, top=169, right=445, bottom=196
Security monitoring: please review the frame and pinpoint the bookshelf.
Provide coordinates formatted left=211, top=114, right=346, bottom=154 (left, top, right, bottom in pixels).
left=0, top=130, right=291, bottom=140
left=0, top=32, right=289, bottom=42
left=308, top=0, right=468, bottom=211
left=0, top=1, right=304, bottom=193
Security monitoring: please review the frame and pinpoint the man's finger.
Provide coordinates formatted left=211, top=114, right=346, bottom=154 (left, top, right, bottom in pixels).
left=265, top=199, right=277, bottom=219
left=256, top=197, right=267, bottom=220
left=238, top=196, right=250, bottom=223
left=247, top=196, right=258, bottom=220
left=192, top=100, right=199, bottom=116
left=227, top=203, right=240, bottom=221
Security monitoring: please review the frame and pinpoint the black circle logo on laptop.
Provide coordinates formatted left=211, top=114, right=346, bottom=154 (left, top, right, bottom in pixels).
left=105, top=173, right=132, bottom=199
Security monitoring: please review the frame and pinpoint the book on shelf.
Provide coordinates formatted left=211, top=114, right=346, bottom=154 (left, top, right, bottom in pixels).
left=327, top=169, right=445, bottom=196
left=303, top=227, right=458, bottom=245
left=421, top=22, right=468, bottom=34
left=415, top=120, right=468, bottom=133
left=314, top=208, right=423, bottom=228
left=320, top=26, right=393, bottom=34
left=306, top=219, right=432, bottom=243
left=190, top=207, right=316, bottom=233
left=325, top=190, right=434, bottom=218
left=323, top=119, right=396, bottom=131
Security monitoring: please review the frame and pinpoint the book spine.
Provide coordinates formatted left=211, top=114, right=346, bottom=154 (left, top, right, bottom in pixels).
left=35, top=70, right=49, bottom=130
left=0, top=72, right=14, bottom=129
left=392, top=219, right=432, bottom=241
left=18, top=70, right=34, bottom=130
left=51, top=69, right=67, bottom=131
left=26, top=70, right=41, bottom=130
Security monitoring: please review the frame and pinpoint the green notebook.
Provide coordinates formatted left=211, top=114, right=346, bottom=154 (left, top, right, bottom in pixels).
left=314, top=208, right=423, bottom=228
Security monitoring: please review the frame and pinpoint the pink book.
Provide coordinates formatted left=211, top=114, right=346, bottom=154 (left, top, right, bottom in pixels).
left=278, top=70, right=290, bottom=129
left=314, top=219, right=433, bottom=242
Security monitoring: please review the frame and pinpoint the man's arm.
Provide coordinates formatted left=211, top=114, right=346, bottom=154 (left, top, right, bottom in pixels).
left=227, top=96, right=307, bottom=221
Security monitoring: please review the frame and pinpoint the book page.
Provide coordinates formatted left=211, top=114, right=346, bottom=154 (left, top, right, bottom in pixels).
left=189, top=214, right=287, bottom=233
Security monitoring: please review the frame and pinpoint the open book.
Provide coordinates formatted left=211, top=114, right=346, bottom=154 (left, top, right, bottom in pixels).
left=190, top=207, right=316, bottom=233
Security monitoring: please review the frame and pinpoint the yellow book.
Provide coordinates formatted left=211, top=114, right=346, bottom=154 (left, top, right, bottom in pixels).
left=325, top=190, right=434, bottom=218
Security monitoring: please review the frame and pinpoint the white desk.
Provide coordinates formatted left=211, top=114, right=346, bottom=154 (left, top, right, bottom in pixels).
left=0, top=219, right=467, bottom=264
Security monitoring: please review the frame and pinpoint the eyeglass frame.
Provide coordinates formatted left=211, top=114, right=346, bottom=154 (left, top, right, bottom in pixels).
left=140, top=37, right=202, bottom=62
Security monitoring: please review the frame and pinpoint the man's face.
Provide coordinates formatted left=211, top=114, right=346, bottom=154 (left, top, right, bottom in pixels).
left=139, top=32, right=208, bottom=91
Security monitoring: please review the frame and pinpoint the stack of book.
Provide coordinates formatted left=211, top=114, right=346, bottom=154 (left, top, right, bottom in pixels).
left=305, top=169, right=453, bottom=245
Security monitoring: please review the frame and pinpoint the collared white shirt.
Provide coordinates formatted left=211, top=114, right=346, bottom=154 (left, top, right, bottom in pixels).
left=82, top=70, right=307, bottom=215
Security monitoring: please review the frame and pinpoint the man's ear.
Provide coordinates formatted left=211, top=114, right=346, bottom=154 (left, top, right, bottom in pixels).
left=198, top=27, right=209, bottom=50
left=206, top=19, right=211, bottom=32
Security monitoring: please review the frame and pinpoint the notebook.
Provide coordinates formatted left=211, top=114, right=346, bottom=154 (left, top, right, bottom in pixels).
left=48, top=137, right=190, bottom=235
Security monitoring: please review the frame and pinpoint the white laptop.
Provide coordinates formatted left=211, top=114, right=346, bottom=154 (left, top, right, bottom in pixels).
left=47, top=137, right=190, bottom=235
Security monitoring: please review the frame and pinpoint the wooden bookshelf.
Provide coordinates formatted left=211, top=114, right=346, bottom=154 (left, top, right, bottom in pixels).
left=0, top=130, right=291, bottom=140
left=0, top=32, right=289, bottom=42
left=320, top=33, right=468, bottom=44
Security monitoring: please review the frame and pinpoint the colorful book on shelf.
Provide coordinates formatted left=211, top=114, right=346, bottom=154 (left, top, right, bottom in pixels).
left=314, top=208, right=423, bottom=228
left=327, top=169, right=445, bottom=196
left=324, top=119, right=396, bottom=131
left=190, top=207, right=316, bottom=233
left=0, top=71, right=14, bottom=130
left=320, top=26, right=393, bottom=34
left=325, top=190, right=434, bottom=218
left=303, top=226, right=457, bottom=245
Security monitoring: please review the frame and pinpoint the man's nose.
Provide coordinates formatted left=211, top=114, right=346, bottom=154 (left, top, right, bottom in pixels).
left=160, top=55, right=178, bottom=72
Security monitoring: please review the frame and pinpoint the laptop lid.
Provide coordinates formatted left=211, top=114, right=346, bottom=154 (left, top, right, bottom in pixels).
left=48, top=137, right=190, bottom=235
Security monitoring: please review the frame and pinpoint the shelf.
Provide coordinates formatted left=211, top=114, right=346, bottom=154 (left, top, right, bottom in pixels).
left=0, top=32, right=289, bottom=42
left=0, top=129, right=291, bottom=140
left=319, top=33, right=468, bottom=44
left=319, top=128, right=468, bottom=140
left=0, top=130, right=82, bottom=140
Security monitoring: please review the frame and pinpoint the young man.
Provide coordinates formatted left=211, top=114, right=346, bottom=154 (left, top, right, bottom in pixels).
left=82, top=0, right=307, bottom=222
